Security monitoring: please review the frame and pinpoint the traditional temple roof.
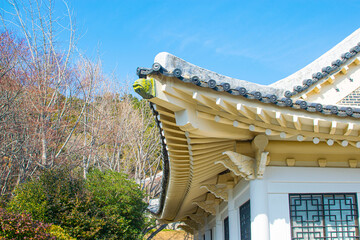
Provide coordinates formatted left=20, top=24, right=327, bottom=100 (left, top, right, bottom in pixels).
left=137, top=26, right=360, bottom=117
left=134, top=28, right=360, bottom=226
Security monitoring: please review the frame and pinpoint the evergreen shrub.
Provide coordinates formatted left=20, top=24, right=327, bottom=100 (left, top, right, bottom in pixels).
left=8, top=167, right=147, bottom=239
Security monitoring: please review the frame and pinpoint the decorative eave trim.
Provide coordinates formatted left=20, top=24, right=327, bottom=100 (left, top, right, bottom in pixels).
left=146, top=102, right=170, bottom=216
left=137, top=64, right=360, bottom=119
left=200, top=184, right=228, bottom=201
left=218, top=151, right=255, bottom=180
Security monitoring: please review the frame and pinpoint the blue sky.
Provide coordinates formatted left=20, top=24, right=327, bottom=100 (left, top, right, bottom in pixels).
left=2, top=0, right=360, bottom=86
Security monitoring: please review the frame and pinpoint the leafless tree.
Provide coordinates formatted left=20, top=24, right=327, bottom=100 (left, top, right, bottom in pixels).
left=75, top=76, right=162, bottom=189
left=0, top=0, right=84, bottom=196
left=1, top=0, right=78, bottom=167
left=1, top=2, right=164, bottom=228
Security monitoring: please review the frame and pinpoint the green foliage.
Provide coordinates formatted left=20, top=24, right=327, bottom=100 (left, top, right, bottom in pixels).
left=0, top=208, right=55, bottom=239
left=86, top=169, right=148, bottom=239
left=8, top=167, right=85, bottom=225
left=48, top=225, right=76, bottom=240
left=8, top=180, right=47, bottom=221
left=8, top=167, right=147, bottom=240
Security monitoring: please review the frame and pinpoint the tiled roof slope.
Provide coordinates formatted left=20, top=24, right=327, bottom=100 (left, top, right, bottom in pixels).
left=153, top=52, right=282, bottom=96
left=137, top=51, right=360, bottom=118
left=270, top=28, right=360, bottom=97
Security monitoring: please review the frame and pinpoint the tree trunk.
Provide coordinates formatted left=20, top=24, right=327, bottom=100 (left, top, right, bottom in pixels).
left=41, top=125, right=47, bottom=167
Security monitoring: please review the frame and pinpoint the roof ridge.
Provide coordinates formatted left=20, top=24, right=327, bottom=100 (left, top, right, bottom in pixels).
left=153, top=52, right=282, bottom=96
left=137, top=63, right=360, bottom=118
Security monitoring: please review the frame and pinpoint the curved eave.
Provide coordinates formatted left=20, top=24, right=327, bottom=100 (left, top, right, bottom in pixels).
left=137, top=48, right=360, bottom=223
left=151, top=103, right=232, bottom=222
left=147, top=73, right=360, bottom=223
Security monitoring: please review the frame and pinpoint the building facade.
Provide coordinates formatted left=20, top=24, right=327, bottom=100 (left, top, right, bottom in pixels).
left=134, top=28, right=360, bottom=240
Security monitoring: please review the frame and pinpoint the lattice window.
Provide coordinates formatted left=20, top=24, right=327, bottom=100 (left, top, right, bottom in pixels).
left=240, top=200, right=251, bottom=240
left=224, top=217, right=229, bottom=240
left=289, top=193, right=359, bottom=240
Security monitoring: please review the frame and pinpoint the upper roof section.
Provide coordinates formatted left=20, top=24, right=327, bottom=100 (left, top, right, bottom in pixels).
left=136, top=28, right=360, bottom=117
left=151, top=28, right=360, bottom=101
left=270, top=28, right=360, bottom=96
left=153, top=52, right=282, bottom=96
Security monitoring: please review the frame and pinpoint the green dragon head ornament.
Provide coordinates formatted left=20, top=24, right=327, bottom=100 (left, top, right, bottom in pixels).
left=133, top=78, right=156, bottom=99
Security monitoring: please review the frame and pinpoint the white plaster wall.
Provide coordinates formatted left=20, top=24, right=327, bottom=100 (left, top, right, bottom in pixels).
left=268, top=193, right=290, bottom=240
left=202, top=167, right=360, bottom=240
left=205, top=229, right=212, bottom=240
left=266, top=167, right=360, bottom=240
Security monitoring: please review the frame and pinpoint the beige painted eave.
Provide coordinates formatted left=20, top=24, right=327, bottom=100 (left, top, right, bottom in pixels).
left=148, top=74, right=360, bottom=224
left=151, top=74, right=360, bottom=146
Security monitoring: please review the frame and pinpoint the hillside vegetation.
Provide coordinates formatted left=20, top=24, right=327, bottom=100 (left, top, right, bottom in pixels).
left=0, top=1, right=164, bottom=239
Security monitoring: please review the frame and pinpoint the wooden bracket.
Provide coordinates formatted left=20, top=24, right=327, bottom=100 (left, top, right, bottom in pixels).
left=201, top=184, right=228, bottom=201
left=218, top=151, right=255, bottom=180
